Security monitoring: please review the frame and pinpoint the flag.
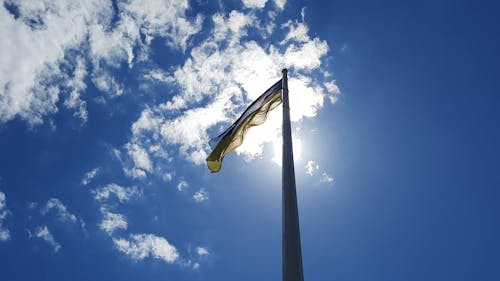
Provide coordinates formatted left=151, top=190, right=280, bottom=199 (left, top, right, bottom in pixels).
left=206, top=79, right=283, bottom=172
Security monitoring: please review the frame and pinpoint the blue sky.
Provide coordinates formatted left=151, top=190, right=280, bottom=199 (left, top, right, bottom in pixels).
left=0, top=0, right=499, bottom=280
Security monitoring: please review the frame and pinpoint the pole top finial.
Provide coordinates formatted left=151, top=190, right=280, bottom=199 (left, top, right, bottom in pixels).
left=282, top=68, right=288, bottom=75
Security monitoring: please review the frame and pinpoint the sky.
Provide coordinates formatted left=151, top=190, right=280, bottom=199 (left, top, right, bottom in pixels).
left=0, top=0, right=499, bottom=280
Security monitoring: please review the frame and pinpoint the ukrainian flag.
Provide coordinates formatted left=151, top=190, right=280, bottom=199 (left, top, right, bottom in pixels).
left=206, top=79, right=283, bottom=172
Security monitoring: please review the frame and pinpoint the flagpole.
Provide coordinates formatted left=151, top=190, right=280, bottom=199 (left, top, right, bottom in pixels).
left=282, top=69, right=304, bottom=281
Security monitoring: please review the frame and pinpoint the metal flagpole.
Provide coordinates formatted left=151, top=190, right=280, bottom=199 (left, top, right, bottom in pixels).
left=282, top=68, right=304, bottom=281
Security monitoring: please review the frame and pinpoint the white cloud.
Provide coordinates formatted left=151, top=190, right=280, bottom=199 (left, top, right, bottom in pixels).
left=120, top=8, right=333, bottom=176
left=113, top=234, right=179, bottom=264
left=126, top=143, right=153, bottom=174
left=130, top=107, right=163, bottom=137
left=0, top=191, right=10, bottom=241
left=91, top=71, right=124, bottom=97
left=0, top=192, right=7, bottom=211
left=325, top=80, right=340, bottom=94
left=242, top=0, right=268, bottom=9
left=324, top=80, right=341, bottom=104
left=34, top=226, right=61, bottom=252
left=177, top=181, right=189, bottom=192
left=242, top=0, right=285, bottom=9
left=0, top=0, right=202, bottom=125
left=123, top=167, right=147, bottom=179
left=193, top=189, right=209, bottom=202
left=162, top=172, right=174, bottom=182
left=27, top=202, right=38, bottom=210
left=163, top=96, right=188, bottom=111
left=0, top=229, right=9, bottom=241
left=321, top=172, right=334, bottom=183
left=93, top=183, right=140, bottom=203
left=305, top=160, right=319, bottom=176
left=100, top=208, right=128, bottom=235
left=281, top=20, right=310, bottom=44
left=274, top=0, right=287, bottom=10
left=0, top=0, right=97, bottom=124
left=62, top=57, right=88, bottom=122
left=42, top=198, right=78, bottom=223
left=283, top=38, right=329, bottom=70
left=305, top=160, right=334, bottom=184
left=212, top=11, right=255, bottom=44
left=144, top=69, right=172, bottom=83
left=196, top=247, right=209, bottom=256
left=118, top=0, right=202, bottom=51
left=81, top=168, right=100, bottom=186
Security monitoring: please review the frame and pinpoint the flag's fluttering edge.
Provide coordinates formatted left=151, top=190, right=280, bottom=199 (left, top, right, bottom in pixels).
left=206, top=79, right=283, bottom=172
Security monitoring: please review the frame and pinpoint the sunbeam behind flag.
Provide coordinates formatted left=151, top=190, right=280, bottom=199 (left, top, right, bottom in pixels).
left=206, top=79, right=283, bottom=172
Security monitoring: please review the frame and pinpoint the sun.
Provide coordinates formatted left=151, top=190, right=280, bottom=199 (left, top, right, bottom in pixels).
left=272, top=138, right=302, bottom=166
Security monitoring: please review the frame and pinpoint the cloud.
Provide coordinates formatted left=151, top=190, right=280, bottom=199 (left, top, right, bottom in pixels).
left=100, top=208, right=128, bottom=235
left=91, top=71, right=124, bottom=97
left=41, top=198, right=78, bottom=223
left=93, top=183, right=140, bottom=203
left=27, top=202, right=38, bottom=210
left=113, top=234, right=179, bottom=264
left=0, top=0, right=202, bottom=125
left=325, top=80, right=340, bottom=94
left=305, top=160, right=319, bottom=176
left=121, top=7, right=334, bottom=178
left=321, top=172, right=334, bottom=183
left=33, top=226, right=61, bottom=252
left=62, top=57, right=88, bottom=122
left=125, top=143, right=153, bottom=174
left=144, top=69, right=172, bottom=83
left=81, top=168, right=100, bottom=186
left=163, top=172, right=174, bottom=182
left=242, top=0, right=285, bottom=9
left=193, top=189, right=209, bottom=203
left=281, top=20, right=309, bottom=44
left=0, top=0, right=93, bottom=124
left=177, top=180, right=189, bottom=192
left=0, top=191, right=10, bottom=241
left=242, top=0, right=268, bottom=9
left=196, top=246, right=209, bottom=256
left=305, top=160, right=334, bottom=184
left=274, top=0, right=287, bottom=10
left=1, top=0, right=335, bottom=270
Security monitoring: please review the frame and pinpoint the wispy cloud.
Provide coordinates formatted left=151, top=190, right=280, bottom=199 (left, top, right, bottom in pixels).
left=113, top=234, right=179, bottom=264
left=177, top=180, right=189, bottom=192
left=0, top=191, right=10, bottom=241
left=193, top=189, right=209, bottom=203
left=0, top=0, right=337, bottom=270
left=196, top=246, right=209, bottom=256
left=242, top=0, right=285, bottom=9
left=100, top=208, right=128, bottom=235
left=93, top=183, right=140, bottom=203
left=122, top=6, right=336, bottom=178
left=321, top=172, right=334, bottom=183
left=125, top=143, right=153, bottom=175
left=42, top=198, right=78, bottom=223
left=305, top=160, right=334, bottom=184
left=163, top=172, right=174, bottom=182
left=81, top=168, right=100, bottom=186
left=33, top=226, right=61, bottom=252
left=306, top=160, right=319, bottom=176
left=0, top=0, right=202, bottom=125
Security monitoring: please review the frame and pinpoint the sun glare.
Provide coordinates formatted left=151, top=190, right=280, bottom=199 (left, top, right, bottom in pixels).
left=272, top=138, right=302, bottom=166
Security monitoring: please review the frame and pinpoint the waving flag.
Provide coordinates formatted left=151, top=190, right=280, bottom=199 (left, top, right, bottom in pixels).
left=207, top=70, right=304, bottom=281
left=206, top=79, right=283, bottom=172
